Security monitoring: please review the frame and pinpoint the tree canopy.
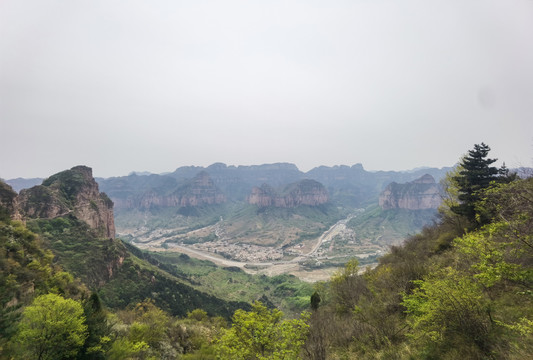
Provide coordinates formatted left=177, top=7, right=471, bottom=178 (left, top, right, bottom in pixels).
left=13, top=293, right=88, bottom=360
left=215, top=301, right=309, bottom=360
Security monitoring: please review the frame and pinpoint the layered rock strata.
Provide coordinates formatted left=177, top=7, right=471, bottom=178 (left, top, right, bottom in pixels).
left=124, top=171, right=226, bottom=209
left=379, top=174, right=442, bottom=210
left=248, top=179, right=329, bottom=208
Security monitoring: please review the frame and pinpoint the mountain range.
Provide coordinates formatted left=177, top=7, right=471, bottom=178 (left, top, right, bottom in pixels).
left=3, top=162, right=455, bottom=262
left=6, top=162, right=454, bottom=206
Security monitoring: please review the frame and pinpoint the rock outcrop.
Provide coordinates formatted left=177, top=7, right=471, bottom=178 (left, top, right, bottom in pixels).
left=17, top=166, right=116, bottom=238
left=0, top=180, right=18, bottom=218
left=379, top=174, right=442, bottom=210
left=248, top=179, right=329, bottom=208
left=248, top=184, right=277, bottom=207
left=124, top=171, right=226, bottom=209
left=173, top=171, right=226, bottom=207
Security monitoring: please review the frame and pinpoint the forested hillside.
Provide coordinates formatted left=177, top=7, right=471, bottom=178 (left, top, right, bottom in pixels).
left=303, top=144, right=532, bottom=359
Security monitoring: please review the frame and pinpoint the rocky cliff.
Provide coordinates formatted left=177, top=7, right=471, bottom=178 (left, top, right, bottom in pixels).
left=17, top=166, right=115, bottom=238
left=0, top=180, right=18, bottom=218
left=379, top=174, right=442, bottom=210
left=248, top=179, right=329, bottom=208
left=173, top=171, right=226, bottom=207
left=122, top=171, right=226, bottom=209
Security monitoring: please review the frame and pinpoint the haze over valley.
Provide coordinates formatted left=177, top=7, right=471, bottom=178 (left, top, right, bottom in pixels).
left=1, top=1, right=532, bottom=358
left=6, top=161, right=453, bottom=281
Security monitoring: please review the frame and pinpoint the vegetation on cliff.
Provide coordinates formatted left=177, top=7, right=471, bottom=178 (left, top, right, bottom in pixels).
left=17, top=166, right=116, bottom=238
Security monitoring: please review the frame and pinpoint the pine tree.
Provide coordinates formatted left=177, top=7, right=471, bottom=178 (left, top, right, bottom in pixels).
left=78, top=293, right=110, bottom=359
left=451, top=143, right=499, bottom=223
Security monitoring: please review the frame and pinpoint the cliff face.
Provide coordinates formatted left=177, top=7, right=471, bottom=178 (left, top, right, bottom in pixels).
left=124, top=171, right=226, bottom=209
left=248, top=179, right=329, bottom=208
left=379, top=174, right=442, bottom=210
left=174, top=171, right=226, bottom=207
left=17, top=166, right=115, bottom=238
left=248, top=184, right=277, bottom=207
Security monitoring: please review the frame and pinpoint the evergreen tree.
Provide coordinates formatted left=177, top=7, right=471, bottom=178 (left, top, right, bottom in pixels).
left=78, top=293, right=111, bottom=359
left=310, top=291, right=321, bottom=311
left=451, top=143, right=499, bottom=223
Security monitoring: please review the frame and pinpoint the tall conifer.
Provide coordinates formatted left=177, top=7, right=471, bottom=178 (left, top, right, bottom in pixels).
left=451, top=143, right=499, bottom=223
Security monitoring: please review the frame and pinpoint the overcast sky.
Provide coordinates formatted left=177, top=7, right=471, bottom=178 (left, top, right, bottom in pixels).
left=1, top=0, right=532, bottom=179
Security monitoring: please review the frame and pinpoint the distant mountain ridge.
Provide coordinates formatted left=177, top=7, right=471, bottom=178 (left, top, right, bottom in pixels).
left=4, top=177, right=43, bottom=193
left=96, top=162, right=453, bottom=211
left=116, top=171, right=226, bottom=210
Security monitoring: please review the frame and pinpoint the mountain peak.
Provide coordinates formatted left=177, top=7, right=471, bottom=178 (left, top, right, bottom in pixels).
left=18, top=166, right=115, bottom=238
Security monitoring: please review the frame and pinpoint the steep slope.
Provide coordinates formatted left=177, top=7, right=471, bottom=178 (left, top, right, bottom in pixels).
left=17, top=166, right=115, bottom=238
left=171, top=171, right=226, bottom=207
left=97, top=173, right=179, bottom=209
left=347, top=204, right=438, bottom=246
left=1, top=181, right=88, bottom=346
left=0, top=181, right=18, bottom=218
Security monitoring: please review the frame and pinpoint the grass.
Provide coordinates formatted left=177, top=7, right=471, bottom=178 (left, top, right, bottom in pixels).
left=347, top=205, right=438, bottom=245
left=147, top=251, right=314, bottom=317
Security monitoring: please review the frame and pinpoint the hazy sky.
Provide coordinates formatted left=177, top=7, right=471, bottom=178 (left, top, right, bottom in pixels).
left=1, top=0, right=532, bottom=179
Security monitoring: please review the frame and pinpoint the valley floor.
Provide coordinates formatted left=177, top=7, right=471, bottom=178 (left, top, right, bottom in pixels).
left=122, top=213, right=382, bottom=281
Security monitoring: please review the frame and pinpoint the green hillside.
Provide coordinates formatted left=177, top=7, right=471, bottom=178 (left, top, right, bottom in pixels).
left=25, top=215, right=248, bottom=318
left=144, top=251, right=314, bottom=316
left=302, top=148, right=532, bottom=359
left=347, top=204, right=438, bottom=246
left=222, top=203, right=342, bottom=247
